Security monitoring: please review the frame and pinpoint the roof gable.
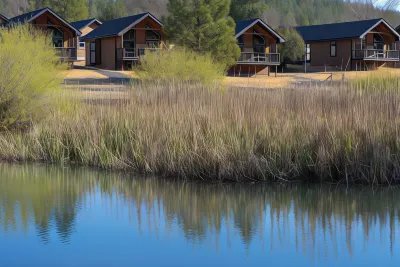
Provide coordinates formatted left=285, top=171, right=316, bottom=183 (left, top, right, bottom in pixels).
left=296, top=18, right=400, bottom=42
left=7, top=7, right=81, bottom=36
left=235, top=18, right=285, bottom=43
left=0, top=13, right=8, bottom=22
left=71, top=18, right=102, bottom=31
left=81, top=13, right=162, bottom=41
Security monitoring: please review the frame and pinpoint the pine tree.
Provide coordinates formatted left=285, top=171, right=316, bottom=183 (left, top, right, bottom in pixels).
left=29, top=0, right=89, bottom=21
left=230, top=0, right=267, bottom=21
left=164, top=0, right=241, bottom=68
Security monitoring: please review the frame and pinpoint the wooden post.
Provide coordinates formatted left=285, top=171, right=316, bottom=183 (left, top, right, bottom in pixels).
left=275, top=66, right=277, bottom=77
left=268, top=66, right=270, bottom=77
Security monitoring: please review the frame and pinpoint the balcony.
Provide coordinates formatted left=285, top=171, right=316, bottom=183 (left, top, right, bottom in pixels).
left=352, top=49, right=400, bottom=61
left=117, top=42, right=163, bottom=60
left=55, top=47, right=77, bottom=61
left=237, top=52, right=280, bottom=65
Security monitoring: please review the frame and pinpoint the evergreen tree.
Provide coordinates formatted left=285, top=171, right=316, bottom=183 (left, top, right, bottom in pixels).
left=164, top=0, right=241, bottom=68
left=29, top=0, right=89, bottom=21
left=278, top=28, right=305, bottom=64
left=230, top=0, right=267, bottom=21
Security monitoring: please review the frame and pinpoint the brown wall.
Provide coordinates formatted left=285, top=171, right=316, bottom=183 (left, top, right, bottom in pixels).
left=309, top=39, right=351, bottom=69
left=0, top=17, right=6, bottom=24
left=86, top=37, right=118, bottom=70
left=77, top=22, right=101, bottom=62
left=31, top=11, right=76, bottom=47
left=240, top=23, right=277, bottom=53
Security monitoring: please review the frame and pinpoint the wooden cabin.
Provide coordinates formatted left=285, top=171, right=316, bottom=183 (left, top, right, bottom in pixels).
left=296, top=19, right=400, bottom=71
left=5, top=8, right=81, bottom=62
left=81, top=13, right=166, bottom=71
left=230, top=18, right=285, bottom=76
left=71, top=18, right=102, bottom=63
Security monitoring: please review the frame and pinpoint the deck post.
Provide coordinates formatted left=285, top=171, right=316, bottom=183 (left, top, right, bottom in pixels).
left=275, top=66, right=277, bottom=77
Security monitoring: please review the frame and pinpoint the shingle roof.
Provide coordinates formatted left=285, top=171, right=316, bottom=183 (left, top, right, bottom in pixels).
left=235, top=18, right=285, bottom=43
left=7, top=8, right=47, bottom=24
left=71, top=18, right=101, bottom=30
left=396, top=25, right=400, bottom=33
left=81, top=13, right=160, bottom=40
left=295, top=18, right=394, bottom=42
left=235, top=18, right=258, bottom=36
left=6, top=7, right=81, bottom=36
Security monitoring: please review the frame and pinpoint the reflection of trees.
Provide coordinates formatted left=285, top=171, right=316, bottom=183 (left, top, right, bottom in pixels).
left=0, top=163, right=400, bottom=259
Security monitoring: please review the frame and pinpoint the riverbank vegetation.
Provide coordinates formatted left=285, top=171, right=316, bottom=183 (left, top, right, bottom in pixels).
left=0, top=71, right=400, bottom=184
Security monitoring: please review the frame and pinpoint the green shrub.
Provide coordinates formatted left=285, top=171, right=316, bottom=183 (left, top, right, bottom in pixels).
left=278, top=28, right=305, bottom=64
left=135, top=48, right=226, bottom=85
left=0, top=24, right=66, bottom=130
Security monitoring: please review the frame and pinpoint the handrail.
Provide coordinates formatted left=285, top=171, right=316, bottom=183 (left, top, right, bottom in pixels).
left=237, top=52, right=280, bottom=64
left=352, top=49, right=399, bottom=60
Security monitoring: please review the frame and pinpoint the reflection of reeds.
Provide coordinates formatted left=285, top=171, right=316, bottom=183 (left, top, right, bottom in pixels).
left=0, top=163, right=399, bottom=259
left=0, top=78, right=400, bottom=183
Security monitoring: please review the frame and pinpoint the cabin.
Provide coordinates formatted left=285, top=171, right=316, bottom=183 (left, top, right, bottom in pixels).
left=80, top=12, right=166, bottom=71
left=5, top=8, right=81, bottom=62
left=230, top=18, right=285, bottom=76
left=71, top=18, right=102, bottom=63
left=296, top=18, right=400, bottom=71
left=0, top=14, right=8, bottom=24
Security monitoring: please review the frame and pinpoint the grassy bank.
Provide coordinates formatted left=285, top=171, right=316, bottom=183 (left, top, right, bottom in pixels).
left=0, top=78, right=399, bottom=184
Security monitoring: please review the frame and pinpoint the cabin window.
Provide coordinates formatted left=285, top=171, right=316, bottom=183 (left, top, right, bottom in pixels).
left=306, top=44, right=311, bottom=62
left=123, top=29, right=136, bottom=49
left=48, top=27, right=64, bottom=48
left=79, top=42, right=85, bottom=49
left=253, top=32, right=266, bottom=53
left=373, top=33, right=384, bottom=50
left=146, top=30, right=160, bottom=41
left=237, top=35, right=244, bottom=51
left=330, top=41, right=336, bottom=57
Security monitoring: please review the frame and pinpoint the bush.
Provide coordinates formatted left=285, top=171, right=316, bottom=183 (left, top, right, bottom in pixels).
left=278, top=28, right=305, bottom=64
left=135, top=48, right=226, bottom=85
left=0, top=24, right=66, bottom=130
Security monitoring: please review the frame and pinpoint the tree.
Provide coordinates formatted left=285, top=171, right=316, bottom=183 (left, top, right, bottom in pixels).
left=29, top=0, right=89, bottom=21
left=278, top=28, right=305, bottom=64
left=230, top=0, right=267, bottom=21
left=95, top=0, right=127, bottom=21
left=164, top=0, right=241, bottom=68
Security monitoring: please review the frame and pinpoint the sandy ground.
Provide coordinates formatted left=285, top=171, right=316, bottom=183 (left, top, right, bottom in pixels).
left=62, top=67, right=400, bottom=89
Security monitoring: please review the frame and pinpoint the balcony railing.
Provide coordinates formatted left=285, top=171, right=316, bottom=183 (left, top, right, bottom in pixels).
left=117, top=42, right=163, bottom=60
left=55, top=47, right=77, bottom=61
left=352, top=49, right=400, bottom=61
left=238, top=52, right=280, bottom=65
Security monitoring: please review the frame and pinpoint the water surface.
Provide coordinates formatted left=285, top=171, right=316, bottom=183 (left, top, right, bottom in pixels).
left=0, top=164, right=399, bottom=266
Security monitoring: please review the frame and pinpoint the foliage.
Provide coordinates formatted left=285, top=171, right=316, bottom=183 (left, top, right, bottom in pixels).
left=164, top=0, right=241, bottom=68
left=0, top=24, right=65, bottom=130
left=229, top=0, right=267, bottom=21
left=352, top=73, right=400, bottom=92
left=94, top=0, right=127, bottom=21
left=135, top=48, right=225, bottom=85
left=278, top=27, right=305, bottom=64
left=29, top=0, right=89, bottom=21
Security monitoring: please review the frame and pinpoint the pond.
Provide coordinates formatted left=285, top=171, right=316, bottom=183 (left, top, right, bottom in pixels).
left=0, top=163, right=399, bottom=266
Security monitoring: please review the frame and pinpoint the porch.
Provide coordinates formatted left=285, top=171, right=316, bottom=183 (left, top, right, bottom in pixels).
left=116, top=43, right=162, bottom=60
left=352, top=49, right=399, bottom=61
left=55, top=47, right=77, bottom=61
left=238, top=51, right=280, bottom=65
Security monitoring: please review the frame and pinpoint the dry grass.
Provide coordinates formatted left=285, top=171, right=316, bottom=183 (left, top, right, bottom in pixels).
left=0, top=76, right=399, bottom=184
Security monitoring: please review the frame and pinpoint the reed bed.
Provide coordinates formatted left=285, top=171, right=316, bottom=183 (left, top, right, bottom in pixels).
left=0, top=78, right=399, bottom=184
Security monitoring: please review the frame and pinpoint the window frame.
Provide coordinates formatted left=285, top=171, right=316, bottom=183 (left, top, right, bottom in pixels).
left=79, top=42, right=85, bottom=49
left=306, top=43, right=311, bottom=62
left=330, top=41, right=337, bottom=57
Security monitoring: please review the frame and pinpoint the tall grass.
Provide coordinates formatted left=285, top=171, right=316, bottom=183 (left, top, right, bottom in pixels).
left=0, top=77, right=399, bottom=184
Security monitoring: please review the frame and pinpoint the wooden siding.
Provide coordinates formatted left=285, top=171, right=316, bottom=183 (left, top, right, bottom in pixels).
left=31, top=11, right=76, bottom=48
left=309, top=40, right=351, bottom=69
left=241, top=23, right=277, bottom=53
left=77, top=22, right=100, bottom=62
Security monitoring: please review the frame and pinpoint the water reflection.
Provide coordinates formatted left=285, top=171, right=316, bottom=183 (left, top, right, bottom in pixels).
left=0, top=163, right=399, bottom=265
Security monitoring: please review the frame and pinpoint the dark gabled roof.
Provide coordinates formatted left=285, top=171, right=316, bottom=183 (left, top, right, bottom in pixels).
left=6, top=7, right=81, bottom=36
left=396, top=25, right=400, bottom=33
left=296, top=18, right=400, bottom=42
left=71, top=18, right=101, bottom=30
left=0, top=13, right=8, bottom=22
left=235, top=18, right=285, bottom=43
left=81, top=12, right=162, bottom=41
left=7, top=8, right=47, bottom=24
